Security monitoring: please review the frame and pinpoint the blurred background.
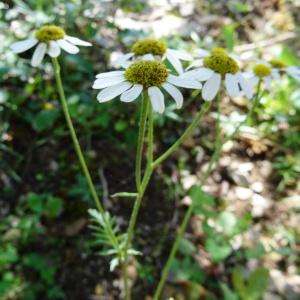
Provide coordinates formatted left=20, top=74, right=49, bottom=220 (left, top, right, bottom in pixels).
left=1, top=0, right=300, bottom=299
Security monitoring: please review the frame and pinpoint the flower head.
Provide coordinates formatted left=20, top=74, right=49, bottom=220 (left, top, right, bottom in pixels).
left=246, top=59, right=300, bottom=91
left=112, top=38, right=193, bottom=75
left=188, top=46, right=243, bottom=71
left=253, top=64, right=272, bottom=78
left=92, top=60, right=201, bottom=114
left=185, top=52, right=252, bottom=101
left=10, top=24, right=91, bottom=67
left=131, top=39, right=167, bottom=57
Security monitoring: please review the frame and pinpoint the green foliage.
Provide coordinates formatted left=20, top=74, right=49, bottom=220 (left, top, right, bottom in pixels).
left=88, top=209, right=141, bottom=271
left=232, top=267, right=270, bottom=300
left=190, top=186, right=252, bottom=262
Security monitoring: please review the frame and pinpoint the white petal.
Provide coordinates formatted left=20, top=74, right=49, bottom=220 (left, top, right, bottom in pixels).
left=286, top=67, right=300, bottom=82
left=31, top=43, right=47, bottom=67
left=143, top=54, right=155, bottom=60
left=191, top=68, right=214, bottom=81
left=237, top=72, right=253, bottom=99
left=96, top=70, right=124, bottom=79
left=112, top=53, right=134, bottom=67
left=195, top=48, right=210, bottom=58
left=286, top=66, right=300, bottom=75
left=148, top=86, right=165, bottom=113
left=201, top=73, right=221, bottom=101
left=186, top=59, right=204, bottom=70
left=120, top=84, right=143, bottom=102
left=93, top=75, right=126, bottom=89
left=271, top=69, right=280, bottom=80
left=225, top=73, right=240, bottom=97
left=97, top=82, right=132, bottom=103
left=57, top=39, right=79, bottom=54
left=165, top=51, right=183, bottom=74
left=64, top=35, right=92, bottom=46
left=167, top=74, right=202, bottom=89
left=162, top=82, right=183, bottom=109
left=47, top=41, right=61, bottom=57
left=167, top=49, right=193, bottom=61
left=10, top=38, right=38, bottom=53
left=264, top=76, right=272, bottom=91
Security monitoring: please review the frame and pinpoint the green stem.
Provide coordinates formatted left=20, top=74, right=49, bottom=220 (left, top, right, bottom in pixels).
left=51, top=57, right=120, bottom=256
left=153, top=85, right=262, bottom=300
left=135, top=95, right=149, bottom=191
left=152, top=101, right=211, bottom=168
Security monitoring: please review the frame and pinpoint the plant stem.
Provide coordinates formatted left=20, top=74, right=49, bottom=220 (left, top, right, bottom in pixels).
left=135, top=95, right=149, bottom=191
left=123, top=100, right=211, bottom=299
left=51, top=57, right=120, bottom=258
left=152, top=101, right=211, bottom=168
left=153, top=85, right=262, bottom=300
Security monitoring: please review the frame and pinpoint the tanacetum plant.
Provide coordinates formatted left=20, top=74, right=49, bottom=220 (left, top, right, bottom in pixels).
left=10, top=26, right=300, bottom=300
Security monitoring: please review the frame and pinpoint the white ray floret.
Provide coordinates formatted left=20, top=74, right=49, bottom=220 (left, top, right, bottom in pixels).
left=10, top=25, right=91, bottom=67
left=185, top=51, right=253, bottom=101
left=112, top=39, right=193, bottom=75
left=93, top=60, right=201, bottom=114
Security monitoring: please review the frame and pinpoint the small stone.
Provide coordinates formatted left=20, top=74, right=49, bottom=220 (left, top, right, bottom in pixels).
left=251, top=181, right=264, bottom=193
left=251, top=194, right=271, bottom=217
left=235, top=187, right=253, bottom=200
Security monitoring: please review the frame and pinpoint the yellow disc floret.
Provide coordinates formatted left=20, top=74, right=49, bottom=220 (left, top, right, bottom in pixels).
left=35, top=25, right=65, bottom=42
left=131, top=39, right=167, bottom=56
left=269, top=59, right=287, bottom=69
left=124, top=60, right=168, bottom=89
left=253, top=64, right=271, bottom=78
left=210, top=47, right=227, bottom=55
left=203, top=54, right=239, bottom=76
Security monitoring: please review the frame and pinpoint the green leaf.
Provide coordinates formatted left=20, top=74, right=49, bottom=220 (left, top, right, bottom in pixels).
left=247, top=268, right=270, bottom=300
left=178, top=238, right=197, bottom=256
left=233, top=268, right=248, bottom=300
left=189, top=186, right=216, bottom=216
left=27, top=193, right=44, bottom=214
left=0, top=245, right=18, bottom=266
left=216, top=212, right=237, bottom=235
left=32, top=110, right=59, bottom=132
left=220, top=283, right=239, bottom=300
left=205, top=237, right=231, bottom=262
left=114, top=120, right=127, bottom=132
left=45, top=196, right=63, bottom=218
left=223, top=23, right=236, bottom=51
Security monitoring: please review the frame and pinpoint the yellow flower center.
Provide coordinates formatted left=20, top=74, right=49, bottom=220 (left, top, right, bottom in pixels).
left=269, top=59, right=287, bottom=69
left=35, top=25, right=65, bottom=42
left=124, top=60, right=168, bottom=89
left=131, top=39, right=167, bottom=56
left=253, top=64, right=271, bottom=78
left=210, top=47, right=227, bottom=55
left=203, top=54, right=239, bottom=76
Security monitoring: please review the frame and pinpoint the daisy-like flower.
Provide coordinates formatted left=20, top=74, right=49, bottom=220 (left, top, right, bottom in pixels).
left=246, top=63, right=277, bottom=91
left=92, top=60, right=202, bottom=114
left=113, top=38, right=193, bottom=75
left=188, top=47, right=240, bottom=70
left=269, top=59, right=300, bottom=83
left=10, top=25, right=91, bottom=67
left=247, top=60, right=300, bottom=91
left=185, top=51, right=253, bottom=101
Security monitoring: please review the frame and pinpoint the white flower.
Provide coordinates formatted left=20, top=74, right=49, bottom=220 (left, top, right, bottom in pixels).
left=185, top=51, right=253, bottom=101
left=188, top=47, right=241, bottom=70
left=112, top=38, right=193, bottom=75
left=285, top=66, right=300, bottom=82
left=92, top=60, right=202, bottom=114
left=244, top=63, right=279, bottom=91
left=10, top=25, right=91, bottom=67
